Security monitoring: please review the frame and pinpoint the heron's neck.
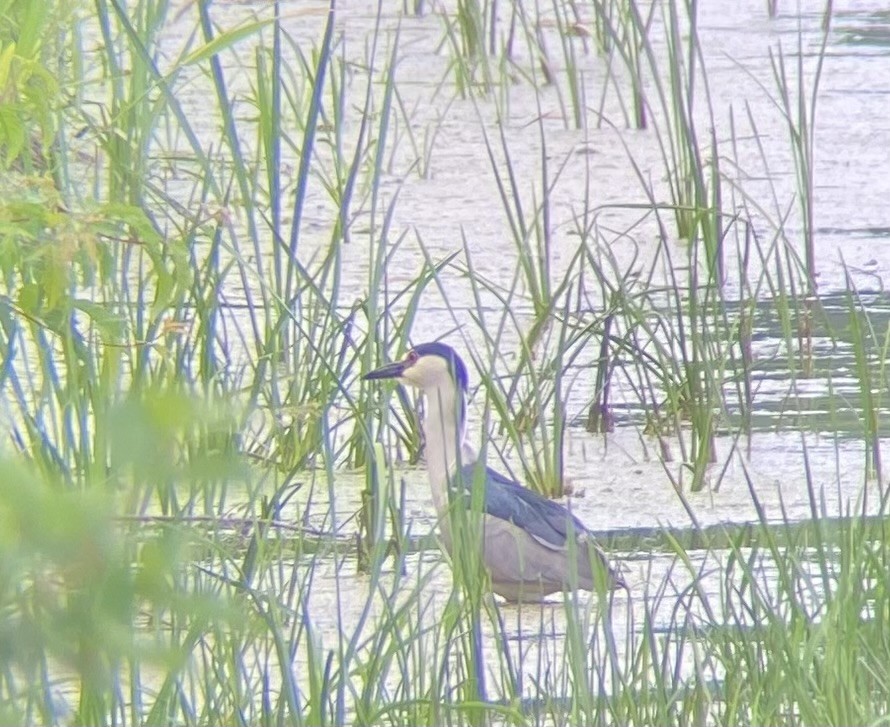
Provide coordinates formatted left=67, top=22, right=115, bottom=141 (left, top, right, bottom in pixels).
left=422, top=382, right=471, bottom=513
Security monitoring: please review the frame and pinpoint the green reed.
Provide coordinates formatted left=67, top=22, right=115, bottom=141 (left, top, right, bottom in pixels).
left=438, top=0, right=496, bottom=98
left=767, top=6, right=832, bottom=293
left=842, top=273, right=889, bottom=485
left=589, top=0, right=653, bottom=130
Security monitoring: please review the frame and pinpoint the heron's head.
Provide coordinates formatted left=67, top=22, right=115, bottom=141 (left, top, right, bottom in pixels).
left=364, top=342, right=469, bottom=393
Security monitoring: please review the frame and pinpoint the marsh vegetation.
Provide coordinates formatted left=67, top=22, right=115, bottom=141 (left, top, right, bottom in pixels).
left=1, top=0, right=889, bottom=724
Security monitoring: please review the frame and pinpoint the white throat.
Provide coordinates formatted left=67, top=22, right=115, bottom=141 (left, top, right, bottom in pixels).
left=421, top=382, right=475, bottom=516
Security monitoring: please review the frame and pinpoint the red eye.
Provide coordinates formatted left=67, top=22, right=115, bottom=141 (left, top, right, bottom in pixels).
left=406, top=350, right=419, bottom=364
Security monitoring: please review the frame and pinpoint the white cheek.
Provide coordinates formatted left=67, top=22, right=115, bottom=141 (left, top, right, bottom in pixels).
left=404, top=359, right=447, bottom=388
left=399, top=368, right=425, bottom=388
left=404, top=371, right=429, bottom=388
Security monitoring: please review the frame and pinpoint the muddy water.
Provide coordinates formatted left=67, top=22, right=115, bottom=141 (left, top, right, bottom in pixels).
left=133, top=0, right=890, bottom=710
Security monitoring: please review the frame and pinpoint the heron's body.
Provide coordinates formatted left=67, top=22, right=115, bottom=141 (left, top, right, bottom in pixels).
left=365, top=342, right=624, bottom=602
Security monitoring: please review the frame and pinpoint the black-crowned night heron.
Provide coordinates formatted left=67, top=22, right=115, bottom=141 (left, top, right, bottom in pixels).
left=365, top=341, right=625, bottom=602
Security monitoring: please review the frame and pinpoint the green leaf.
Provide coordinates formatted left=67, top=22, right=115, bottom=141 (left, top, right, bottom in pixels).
left=98, top=203, right=162, bottom=245
left=16, top=280, right=39, bottom=315
left=73, top=299, right=127, bottom=343
left=15, top=0, right=46, bottom=60
left=0, top=105, right=25, bottom=166
left=0, top=42, right=15, bottom=88
left=178, top=20, right=270, bottom=68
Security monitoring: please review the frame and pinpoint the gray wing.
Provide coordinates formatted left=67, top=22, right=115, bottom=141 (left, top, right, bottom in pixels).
left=458, top=462, right=591, bottom=549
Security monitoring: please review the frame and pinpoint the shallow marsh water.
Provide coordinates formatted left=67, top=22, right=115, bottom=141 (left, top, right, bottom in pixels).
left=54, top=0, right=890, bottom=717
left=174, top=0, right=890, bottom=705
